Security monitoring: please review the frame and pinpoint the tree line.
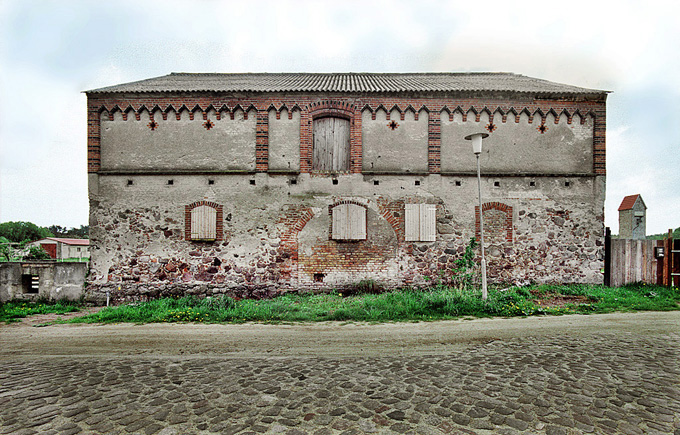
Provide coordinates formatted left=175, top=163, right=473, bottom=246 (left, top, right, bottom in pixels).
left=0, top=221, right=88, bottom=244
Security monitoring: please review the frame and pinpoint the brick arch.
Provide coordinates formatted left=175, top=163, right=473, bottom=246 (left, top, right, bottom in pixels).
left=475, top=202, right=513, bottom=243
left=185, top=201, right=224, bottom=241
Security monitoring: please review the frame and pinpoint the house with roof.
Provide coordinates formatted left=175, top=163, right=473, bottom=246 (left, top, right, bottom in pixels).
left=618, top=194, right=646, bottom=239
left=32, top=238, right=90, bottom=260
left=85, top=72, right=608, bottom=300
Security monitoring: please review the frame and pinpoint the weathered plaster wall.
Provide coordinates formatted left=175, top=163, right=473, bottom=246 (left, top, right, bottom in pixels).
left=0, top=262, right=87, bottom=302
left=268, top=108, right=301, bottom=171
left=100, top=108, right=257, bottom=171
left=87, top=172, right=604, bottom=302
left=362, top=109, right=428, bottom=173
left=441, top=112, right=593, bottom=174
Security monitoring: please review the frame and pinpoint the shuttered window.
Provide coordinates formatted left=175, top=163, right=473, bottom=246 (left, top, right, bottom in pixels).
left=405, top=204, right=436, bottom=242
left=332, top=204, right=367, bottom=240
left=313, top=117, right=350, bottom=171
left=190, top=205, right=217, bottom=241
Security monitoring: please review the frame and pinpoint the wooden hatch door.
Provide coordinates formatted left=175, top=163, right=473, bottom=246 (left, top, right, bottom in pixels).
left=312, top=117, right=350, bottom=171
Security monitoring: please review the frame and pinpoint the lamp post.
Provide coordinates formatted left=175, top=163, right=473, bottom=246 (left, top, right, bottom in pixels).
left=465, top=133, right=489, bottom=300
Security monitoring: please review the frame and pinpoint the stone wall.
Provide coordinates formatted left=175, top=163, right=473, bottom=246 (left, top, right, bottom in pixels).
left=86, top=172, right=605, bottom=302
left=0, top=262, right=87, bottom=302
left=86, top=91, right=606, bottom=301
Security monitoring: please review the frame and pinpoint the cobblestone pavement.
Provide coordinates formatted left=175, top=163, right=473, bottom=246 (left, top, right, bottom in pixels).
left=1, top=315, right=679, bottom=434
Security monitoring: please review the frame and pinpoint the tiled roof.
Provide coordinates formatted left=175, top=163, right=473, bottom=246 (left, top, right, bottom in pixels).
left=618, top=194, right=641, bottom=211
left=44, top=238, right=90, bottom=246
left=86, top=72, right=607, bottom=97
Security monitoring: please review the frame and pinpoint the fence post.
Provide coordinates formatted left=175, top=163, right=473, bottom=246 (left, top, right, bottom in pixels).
left=604, top=227, right=611, bottom=287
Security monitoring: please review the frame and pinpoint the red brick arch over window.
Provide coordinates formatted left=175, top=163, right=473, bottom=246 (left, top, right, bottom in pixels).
left=185, top=201, right=224, bottom=241
left=301, top=100, right=362, bottom=174
left=475, top=202, right=513, bottom=243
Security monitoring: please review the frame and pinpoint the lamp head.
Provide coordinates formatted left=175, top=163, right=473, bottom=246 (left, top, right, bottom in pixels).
left=464, top=133, right=489, bottom=155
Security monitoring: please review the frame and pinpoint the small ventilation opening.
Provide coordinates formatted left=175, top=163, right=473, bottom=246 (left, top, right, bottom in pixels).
left=314, top=273, right=325, bottom=283
left=208, top=179, right=215, bottom=185
left=290, top=179, right=297, bottom=185
left=22, top=274, right=39, bottom=294
left=414, top=180, right=420, bottom=186
left=249, top=180, right=256, bottom=185
left=494, top=181, right=500, bottom=187
left=332, top=179, right=338, bottom=185
left=167, top=179, right=174, bottom=185
left=530, top=181, right=536, bottom=187
left=373, top=180, right=379, bottom=186
left=455, top=180, right=461, bottom=186
left=565, top=181, right=571, bottom=187
left=127, top=179, right=134, bottom=186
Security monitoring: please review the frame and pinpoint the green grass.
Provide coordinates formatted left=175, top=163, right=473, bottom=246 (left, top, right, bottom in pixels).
left=0, top=300, right=81, bottom=323
left=3, top=283, right=678, bottom=325
left=58, top=283, right=680, bottom=325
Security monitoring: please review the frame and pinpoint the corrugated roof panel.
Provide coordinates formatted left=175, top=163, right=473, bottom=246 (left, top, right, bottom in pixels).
left=86, top=72, right=608, bottom=96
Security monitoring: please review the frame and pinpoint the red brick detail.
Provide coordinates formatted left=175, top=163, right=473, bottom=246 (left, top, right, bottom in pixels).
left=184, top=201, right=224, bottom=242
left=276, top=206, right=315, bottom=282
left=377, top=197, right=405, bottom=242
left=428, top=111, right=441, bottom=173
left=475, top=202, right=513, bottom=243
left=256, top=110, right=269, bottom=172
left=87, top=95, right=606, bottom=176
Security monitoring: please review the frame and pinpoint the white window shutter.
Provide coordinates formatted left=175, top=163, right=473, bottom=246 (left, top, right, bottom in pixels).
left=405, top=204, right=420, bottom=241
left=332, top=204, right=366, bottom=240
left=191, top=205, right=217, bottom=240
left=349, top=204, right=367, bottom=240
left=332, top=204, right=346, bottom=239
left=420, top=204, right=437, bottom=242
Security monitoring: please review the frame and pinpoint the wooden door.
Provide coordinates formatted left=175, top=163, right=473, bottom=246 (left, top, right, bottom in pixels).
left=313, top=117, right=350, bottom=171
left=41, top=243, right=57, bottom=259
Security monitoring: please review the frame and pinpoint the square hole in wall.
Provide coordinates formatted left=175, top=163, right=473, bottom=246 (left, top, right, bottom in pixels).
left=565, top=181, right=571, bottom=187
left=250, top=180, right=256, bottom=185
left=373, top=180, right=380, bottom=186
left=127, top=179, right=134, bottom=186
left=22, top=274, right=39, bottom=294
left=290, top=178, right=297, bottom=185
left=314, top=273, right=325, bottom=283
left=494, top=181, right=500, bottom=187
left=455, top=180, right=462, bottom=186
left=332, top=179, right=338, bottom=185
left=167, top=179, right=174, bottom=186
left=530, top=181, right=536, bottom=187
left=208, top=179, right=215, bottom=185
left=415, top=180, right=421, bottom=186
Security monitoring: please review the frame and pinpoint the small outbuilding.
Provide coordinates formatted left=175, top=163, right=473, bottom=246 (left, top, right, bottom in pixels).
left=618, top=194, right=647, bottom=239
left=33, top=238, right=90, bottom=260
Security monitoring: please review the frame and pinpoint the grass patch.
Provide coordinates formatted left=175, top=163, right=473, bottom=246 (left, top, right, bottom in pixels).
left=0, top=300, right=81, bottom=323
left=3, top=283, right=676, bottom=325
left=50, top=282, right=680, bottom=325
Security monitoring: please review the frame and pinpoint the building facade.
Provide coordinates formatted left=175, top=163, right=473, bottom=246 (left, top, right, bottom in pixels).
left=618, top=194, right=646, bottom=239
left=85, top=73, right=607, bottom=300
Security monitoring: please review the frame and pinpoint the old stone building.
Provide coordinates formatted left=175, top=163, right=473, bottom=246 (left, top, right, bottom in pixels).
left=85, top=73, right=607, bottom=300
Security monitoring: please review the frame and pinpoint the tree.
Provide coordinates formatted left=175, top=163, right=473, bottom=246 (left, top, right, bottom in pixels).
left=0, top=221, right=53, bottom=243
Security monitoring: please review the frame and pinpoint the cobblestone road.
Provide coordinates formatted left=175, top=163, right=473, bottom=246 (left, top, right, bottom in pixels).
left=1, top=313, right=679, bottom=434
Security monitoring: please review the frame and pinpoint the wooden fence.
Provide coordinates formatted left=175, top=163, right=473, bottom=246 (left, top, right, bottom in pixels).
left=605, top=228, right=678, bottom=287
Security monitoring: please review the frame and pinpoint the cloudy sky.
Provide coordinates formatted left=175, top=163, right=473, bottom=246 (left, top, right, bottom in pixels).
left=0, top=0, right=678, bottom=235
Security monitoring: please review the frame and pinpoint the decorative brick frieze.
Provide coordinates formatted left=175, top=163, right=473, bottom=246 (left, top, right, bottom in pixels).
left=87, top=94, right=606, bottom=175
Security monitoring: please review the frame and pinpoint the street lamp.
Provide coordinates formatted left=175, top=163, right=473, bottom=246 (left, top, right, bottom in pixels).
left=465, top=133, right=489, bottom=300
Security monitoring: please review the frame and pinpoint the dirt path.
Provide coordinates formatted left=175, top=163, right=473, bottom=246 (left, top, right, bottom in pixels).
left=2, top=311, right=679, bottom=359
